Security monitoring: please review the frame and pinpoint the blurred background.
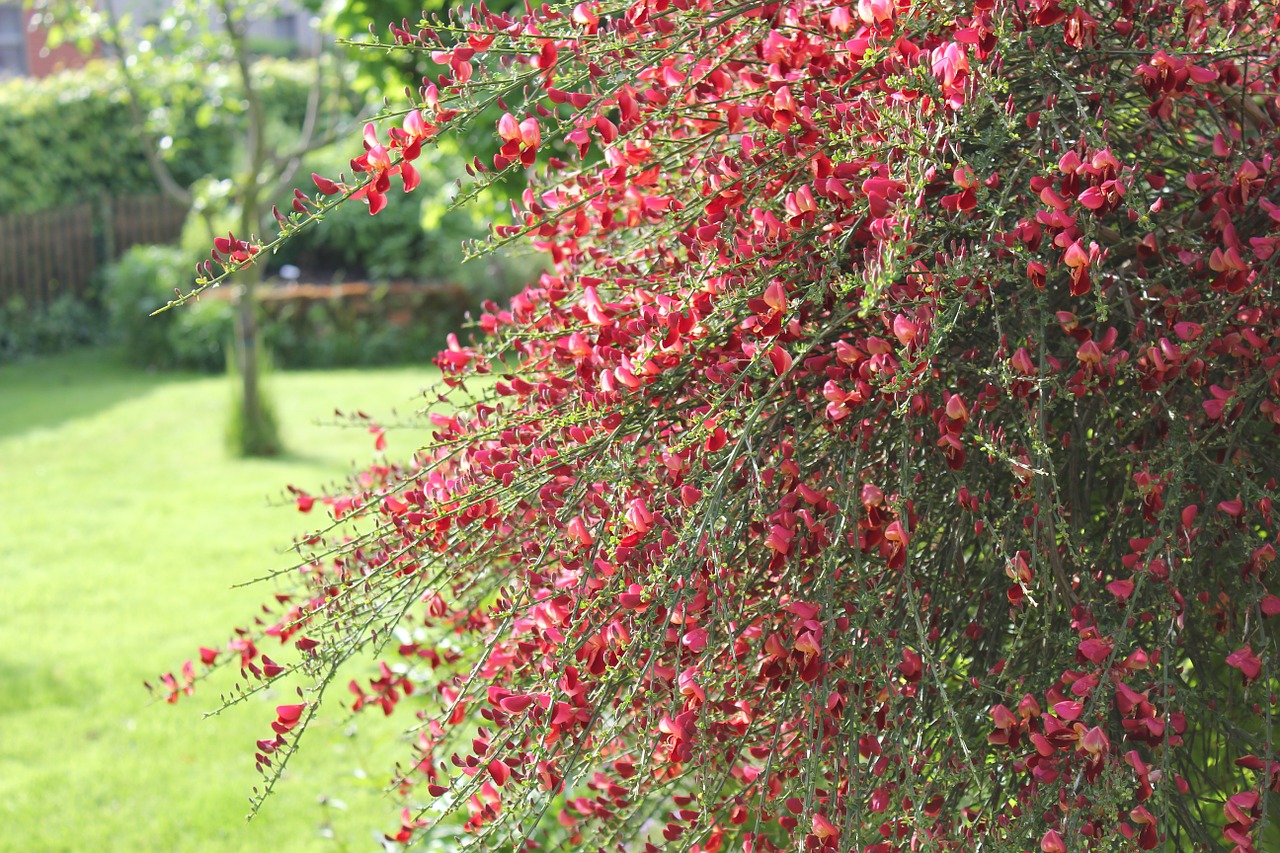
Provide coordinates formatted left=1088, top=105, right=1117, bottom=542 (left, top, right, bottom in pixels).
left=0, top=0, right=527, bottom=848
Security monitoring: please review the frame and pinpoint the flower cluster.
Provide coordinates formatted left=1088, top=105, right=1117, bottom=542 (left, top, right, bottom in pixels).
left=168, top=0, right=1280, bottom=849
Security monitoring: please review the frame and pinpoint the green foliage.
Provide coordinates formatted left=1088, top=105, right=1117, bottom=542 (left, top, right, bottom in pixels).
left=324, top=0, right=528, bottom=214
left=0, top=63, right=153, bottom=216
left=261, top=283, right=465, bottom=367
left=171, top=298, right=238, bottom=372
left=238, top=56, right=330, bottom=152
left=269, top=162, right=449, bottom=281
left=270, top=142, right=508, bottom=282
left=327, top=0, right=523, bottom=103
left=265, top=138, right=539, bottom=310
left=326, top=0, right=448, bottom=99
left=246, top=35, right=300, bottom=59
left=99, top=241, right=524, bottom=371
left=102, top=245, right=207, bottom=370
left=0, top=293, right=106, bottom=362
left=0, top=58, right=315, bottom=217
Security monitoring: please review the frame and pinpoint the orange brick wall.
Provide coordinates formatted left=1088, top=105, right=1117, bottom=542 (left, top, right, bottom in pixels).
left=26, top=23, right=97, bottom=77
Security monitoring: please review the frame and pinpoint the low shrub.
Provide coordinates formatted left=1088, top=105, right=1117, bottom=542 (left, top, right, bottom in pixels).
left=0, top=293, right=106, bottom=362
left=101, top=244, right=500, bottom=371
left=170, top=297, right=237, bottom=373
left=102, top=245, right=209, bottom=370
left=255, top=281, right=472, bottom=368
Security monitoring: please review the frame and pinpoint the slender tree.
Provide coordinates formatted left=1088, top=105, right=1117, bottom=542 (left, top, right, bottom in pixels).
left=162, top=0, right=1280, bottom=849
left=33, top=0, right=359, bottom=454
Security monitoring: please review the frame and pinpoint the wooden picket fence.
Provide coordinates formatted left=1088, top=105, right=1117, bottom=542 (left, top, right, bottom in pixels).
left=0, top=195, right=188, bottom=309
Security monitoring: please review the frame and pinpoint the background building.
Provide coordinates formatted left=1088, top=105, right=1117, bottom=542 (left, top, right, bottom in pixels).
left=0, top=2, right=97, bottom=76
left=0, top=0, right=319, bottom=78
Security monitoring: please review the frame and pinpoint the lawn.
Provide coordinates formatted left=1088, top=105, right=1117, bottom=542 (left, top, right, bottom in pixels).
left=0, top=349, right=443, bottom=852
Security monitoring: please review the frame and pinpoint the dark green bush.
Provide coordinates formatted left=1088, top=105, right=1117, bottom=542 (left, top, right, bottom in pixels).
left=0, top=58, right=315, bottom=217
left=101, top=244, right=492, bottom=371
left=267, top=142, right=539, bottom=292
left=103, top=245, right=214, bottom=370
left=259, top=283, right=471, bottom=369
left=268, top=144, right=475, bottom=282
left=0, top=293, right=106, bottom=362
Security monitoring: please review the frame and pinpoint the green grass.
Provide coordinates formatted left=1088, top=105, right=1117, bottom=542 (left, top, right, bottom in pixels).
left=0, top=348, right=443, bottom=852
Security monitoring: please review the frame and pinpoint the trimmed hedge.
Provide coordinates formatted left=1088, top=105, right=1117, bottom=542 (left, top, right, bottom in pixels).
left=252, top=282, right=471, bottom=368
left=102, top=245, right=485, bottom=371
left=0, top=58, right=315, bottom=217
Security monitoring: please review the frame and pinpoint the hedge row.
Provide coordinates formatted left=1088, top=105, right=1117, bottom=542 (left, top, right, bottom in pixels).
left=0, top=293, right=106, bottom=362
left=102, top=245, right=493, bottom=371
left=0, top=58, right=315, bottom=216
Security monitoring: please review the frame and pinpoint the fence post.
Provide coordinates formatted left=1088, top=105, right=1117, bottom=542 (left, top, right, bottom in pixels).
left=97, top=195, right=115, bottom=269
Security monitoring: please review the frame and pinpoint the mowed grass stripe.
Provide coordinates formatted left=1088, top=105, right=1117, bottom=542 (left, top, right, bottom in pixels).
left=0, top=349, right=441, bottom=852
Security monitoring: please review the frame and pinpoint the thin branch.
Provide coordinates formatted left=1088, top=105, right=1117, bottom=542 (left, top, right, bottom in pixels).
left=99, top=0, right=192, bottom=207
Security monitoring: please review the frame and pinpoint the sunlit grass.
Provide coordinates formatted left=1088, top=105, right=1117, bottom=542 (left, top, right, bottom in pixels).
left=0, top=348, right=442, bottom=852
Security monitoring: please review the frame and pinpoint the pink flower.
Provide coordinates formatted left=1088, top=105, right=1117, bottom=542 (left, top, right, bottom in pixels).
left=498, top=113, right=542, bottom=167
left=1041, top=830, right=1067, bottom=853
left=1226, top=646, right=1262, bottom=683
left=857, top=0, right=895, bottom=27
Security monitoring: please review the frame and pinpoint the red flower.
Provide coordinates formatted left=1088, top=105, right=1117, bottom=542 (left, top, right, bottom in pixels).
left=350, top=123, right=419, bottom=214
left=497, top=112, right=541, bottom=168
left=1226, top=646, right=1262, bottom=683
left=1041, top=830, right=1067, bottom=853
left=272, top=703, right=307, bottom=734
left=212, top=233, right=260, bottom=265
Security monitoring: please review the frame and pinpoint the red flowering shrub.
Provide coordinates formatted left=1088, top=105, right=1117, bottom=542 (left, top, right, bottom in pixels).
left=161, top=0, right=1280, bottom=849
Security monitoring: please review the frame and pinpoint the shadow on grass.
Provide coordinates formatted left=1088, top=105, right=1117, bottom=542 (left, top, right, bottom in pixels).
left=243, top=448, right=339, bottom=468
left=0, top=348, right=191, bottom=441
left=0, top=658, right=81, bottom=716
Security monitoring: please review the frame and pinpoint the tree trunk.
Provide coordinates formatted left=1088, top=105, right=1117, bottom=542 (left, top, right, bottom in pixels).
left=229, top=189, right=279, bottom=456
left=235, top=267, right=262, bottom=430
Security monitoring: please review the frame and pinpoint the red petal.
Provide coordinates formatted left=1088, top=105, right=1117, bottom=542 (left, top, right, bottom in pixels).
left=312, top=172, right=341, bottom=195
left=499, top=694, right=535, bottom=713
left=497, top=112, right=519, bottom=141
left=276, top=703, right=306, bottom=724
left=1054, top=701, right=1083, bottom=721
left=401, top=162, right=420, bottom=193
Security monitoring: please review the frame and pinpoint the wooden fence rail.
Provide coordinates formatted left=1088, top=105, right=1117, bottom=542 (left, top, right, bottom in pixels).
left=0, top=195, right=188, bottom=309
